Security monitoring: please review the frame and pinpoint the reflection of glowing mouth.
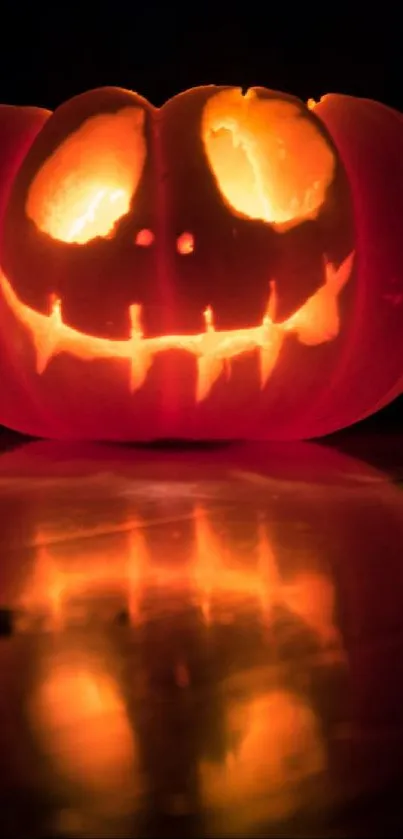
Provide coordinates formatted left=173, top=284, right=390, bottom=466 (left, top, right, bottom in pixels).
left=0, top=251, right=353, bottom=402
left=20, top=504, right=341, bottom=650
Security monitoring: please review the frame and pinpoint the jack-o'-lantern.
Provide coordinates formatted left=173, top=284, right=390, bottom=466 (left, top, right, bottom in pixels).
left=0, top=86, right=402, bottom=440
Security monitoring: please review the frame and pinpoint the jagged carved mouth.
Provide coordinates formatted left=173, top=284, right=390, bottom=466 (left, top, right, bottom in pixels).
left=0, top=251, right=354, bottom=402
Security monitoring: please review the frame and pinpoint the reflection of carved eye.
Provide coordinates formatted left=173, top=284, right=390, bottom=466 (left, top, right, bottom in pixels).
left=26, top=107, right=147, bottom=244
left=202, top=89, right=336, bottom=231
left=177, top=232, right=194, bottom=254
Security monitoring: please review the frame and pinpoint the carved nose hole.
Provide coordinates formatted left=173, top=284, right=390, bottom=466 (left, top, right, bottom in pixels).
left=135, top=228, right=154, bottom=247
left=177, top=232, right=194, bottom=254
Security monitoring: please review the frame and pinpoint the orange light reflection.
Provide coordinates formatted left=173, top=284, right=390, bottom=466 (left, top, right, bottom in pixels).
left=201, top=689, right=326, bottom=828
left=29, top=647, right=139, bottom=820
left=20, top=506, right=340, bottom=651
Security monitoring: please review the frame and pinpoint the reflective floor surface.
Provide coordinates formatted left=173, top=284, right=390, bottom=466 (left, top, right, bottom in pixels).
left=0, top=433, right=402, bottom=837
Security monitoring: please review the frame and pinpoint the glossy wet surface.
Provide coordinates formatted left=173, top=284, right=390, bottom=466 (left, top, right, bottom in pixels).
left=0, top=433, right=402, bottom=837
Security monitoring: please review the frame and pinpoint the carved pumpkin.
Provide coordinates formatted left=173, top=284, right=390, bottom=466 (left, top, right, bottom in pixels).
left=0, top=86, right=402, bottom=441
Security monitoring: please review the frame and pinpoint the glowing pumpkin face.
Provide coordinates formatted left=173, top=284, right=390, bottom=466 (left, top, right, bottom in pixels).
left=0, top=86, right=402, bottom=441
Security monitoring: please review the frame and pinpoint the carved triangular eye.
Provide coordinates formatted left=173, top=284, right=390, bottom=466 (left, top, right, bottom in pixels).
left=201, top=89, right=336, bottom=231
left=26, top=107, right=147, bottom=244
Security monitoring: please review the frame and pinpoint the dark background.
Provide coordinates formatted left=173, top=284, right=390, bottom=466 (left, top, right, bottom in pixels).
left=0, top=4, right=401, bottom=439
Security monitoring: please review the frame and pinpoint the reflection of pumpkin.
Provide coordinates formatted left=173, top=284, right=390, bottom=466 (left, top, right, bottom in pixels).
left=200, top=691, right=326, bottom=828
left=30, top=648, right=137, bottom=798
left=27, top=639, right=141, bottom=838
left=18, top=502, right=339, bottom=651
left=3, top=438, right=401, bottom=832
left=0, top=87, right=402, bottom=441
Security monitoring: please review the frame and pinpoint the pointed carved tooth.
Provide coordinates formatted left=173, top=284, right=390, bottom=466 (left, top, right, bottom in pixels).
left=196, top=354, right=225, bottom=402
left=259, top=317, right=284, bottom=388
left=259, top=335, right=284, bottom=388
left=259, top=281, right=284, bottom=388
left=195, top=305, right=226, bottom=401
left=35, top=297, right=63, bottom=374
left=280, top=250, right=354, bottom=346
left=128, top=303, right=152, bottom=392
left=36, top=340, right=54, bottom=375
left=325, top=250, right=354, bottom=293
left=129, top=351, right=153, bottom=392
left=267, top=280, right=278, bottom=321
left=203, top=305, right=214, bottom=332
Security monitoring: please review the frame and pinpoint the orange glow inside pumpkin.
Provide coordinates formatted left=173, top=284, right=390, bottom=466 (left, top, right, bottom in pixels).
left=202, top=89, right=335, bottom=229
left=26, top=107, right=147, bottom=244
left=177, top=231, right=195, bottom=254
left=135, top=227, right=154, bottom=246
left=22, top=507, right=340, bottom=823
